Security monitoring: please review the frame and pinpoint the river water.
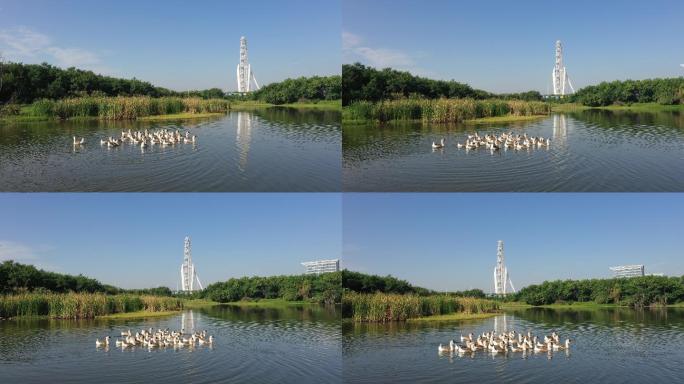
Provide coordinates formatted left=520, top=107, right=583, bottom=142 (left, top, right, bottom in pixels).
left=0, top=108, right=341, bottom=191
left=0, top=304, right=341, bottom=383
left=342, top=307, right=684, bottom=383
left=343, top=110, right=684, bottom=191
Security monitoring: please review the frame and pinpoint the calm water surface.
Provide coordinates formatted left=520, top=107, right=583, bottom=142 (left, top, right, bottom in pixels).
left=0, top=108, right=341, bottom=191
left=0, top=305, right=341, bottom=383
left=342, top=308, right=684, bottom=383
left=343, top=110, right=684, bottom=191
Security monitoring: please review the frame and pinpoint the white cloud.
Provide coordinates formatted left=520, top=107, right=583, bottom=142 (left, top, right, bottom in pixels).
left=0, top=27, right=114, bottom=74
left=342, top=30, right=418, bottom=70
left=0, top=240, right=40, bottom=261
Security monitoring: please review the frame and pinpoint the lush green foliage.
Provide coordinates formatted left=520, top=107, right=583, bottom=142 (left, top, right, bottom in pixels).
left=342, top=270, right=486, bottom=298
left=25, top=96, right=228, bottom=120
left=512, top=276, right=684, bottom=307
left=342, top=292, right=499, bottom=322
left=0, top=62, right=180, bottom=103
left=248, top=75, right=341, bottom=105
left=0, top=260, right=107, bottom=294
left=202, top=272, right=341, bottom=305
left=342, top=63, right=543, bottom=106
left=343, top=98, right=550, bottom=122
left=0, top=292, right=183, bottom=319
left=571, top=78, right=684, bottom=106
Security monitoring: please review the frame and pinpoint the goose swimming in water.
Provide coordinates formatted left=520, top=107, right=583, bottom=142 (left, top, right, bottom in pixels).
left=432, top=138, right=445, bottom=149
left=95, top=336, right=110, bottom=347
left=73, top=136, right=85, bottom=145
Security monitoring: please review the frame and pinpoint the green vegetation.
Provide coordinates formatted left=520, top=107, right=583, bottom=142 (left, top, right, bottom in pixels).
left=138, top=112, right=226, bottom=121
left=201, top=272, right=341, bottom=305
left=343, top=98, right=550, bottom=123
left=510, top=275, right=684, bottom=308
left=224, top=298, right=312, bottom=307
left=464, top=114, right=549, bottom=124
left=18, top=96, right=228, bottom=120
left=408, top=312, right=499, bottom=322
left=342, top=270, right=487, bottom=298
left=248, top=75, right=341, bottom=105
left=342, top=292, right=499, bottom=322
left=342, top=63, right=543, bottom=105
left=570, top=78, right=684, bottom=107
left=0, top=292, right=183, bottom=319
left=1, top=260, right=108, bottom=294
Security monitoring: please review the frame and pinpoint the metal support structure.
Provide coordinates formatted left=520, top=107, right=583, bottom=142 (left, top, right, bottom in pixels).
left=552, top=40, right=575, bottom=96
left=236, top=36, right=260, bottom=93
left=180, top=236, right=203, bottom=292
left=493, top=240, right=515, bottom=295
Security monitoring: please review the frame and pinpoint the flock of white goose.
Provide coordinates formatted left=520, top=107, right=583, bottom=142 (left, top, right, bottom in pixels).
left=438, top=330, right=571, bottom=356
left=72, top=128, right=198, bottom=149
left=432, top=131, right=551, bottom=152
left=95, top=327, right=213, bottom=350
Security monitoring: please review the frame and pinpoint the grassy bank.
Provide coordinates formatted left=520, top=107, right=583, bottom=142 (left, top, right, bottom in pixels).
left=551, top=102, right=684, bottom=113
left=1, top=96, right=229, bottom=122
left=343, top=98, right=550, bottom=123
left=342, top=292, right=499, bottom=322
left=225, top=298, right=313, bottom=307
left=0, top=293, right=183, bottom=319
left=408, top=312, right=499, bottom=322
left=230, top=99, right=342, bottom=110
left=138, top=112, right=225, bottom=121
left=464, top=114, right=549, bottom=124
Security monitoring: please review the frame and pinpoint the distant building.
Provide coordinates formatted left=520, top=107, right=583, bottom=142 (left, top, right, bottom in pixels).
left=301, top=259, right=339, bottom=274
left=609, top=265, right=644, bottom=278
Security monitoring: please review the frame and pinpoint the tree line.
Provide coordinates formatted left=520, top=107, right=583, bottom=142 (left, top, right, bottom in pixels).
left=510, top=275, right=684, bottom=307
left=0, top=61, right=340, bottom=105
left=201, top=272, right=341, bottom=304
left=247, top=75, right=341, bottom=104
left=0, top=260, right=172, bottom=296
left=342, top=63, right=543, bottom=106
left=342, top=270, right=486, bottom=298
left=569, top=78, right=684, bottom=106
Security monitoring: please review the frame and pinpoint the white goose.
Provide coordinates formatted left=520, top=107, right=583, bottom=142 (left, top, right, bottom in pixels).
left=432, top=138, right=445, bottom=149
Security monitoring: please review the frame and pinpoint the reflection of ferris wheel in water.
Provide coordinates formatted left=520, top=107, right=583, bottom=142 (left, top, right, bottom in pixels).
left=553, top=114, right=567, bottom=145
left=236, top=112, right=253, bottom=172
left=181, top=310, right=195, bottom=333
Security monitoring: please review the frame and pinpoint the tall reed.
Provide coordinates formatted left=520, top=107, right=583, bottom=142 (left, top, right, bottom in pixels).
left=343, top=98, right=550, bottom=123
left=0, top=293, right=183, bottom=319
left=342, top=292, right=500, bottom=322
left=28, top=96, right=229, bottom=120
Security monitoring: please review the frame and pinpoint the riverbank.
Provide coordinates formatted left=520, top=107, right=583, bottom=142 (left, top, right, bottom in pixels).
left=551, top=102, right=684, bottom=113
left=0, top=292, right=184, bottom=319
left=230, top=99, right=342, bottom=110
left=342, top=292, right=499, bottom=322
left=224, top=298, right=314, bottom=307
left=464, top=114, right=549, bottom=124
left=408, top=312, right=500, bottom=322
left=343, top=98, right=550, bottom=124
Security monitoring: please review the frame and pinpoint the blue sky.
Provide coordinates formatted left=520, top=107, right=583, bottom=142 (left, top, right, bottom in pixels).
left=343, top=0, right=684, bottom=93
left=0, top=194, right=341, bottom=289
left=0, top=0, right=340, bottom=91
left=343, top=194, right=684, bottom=292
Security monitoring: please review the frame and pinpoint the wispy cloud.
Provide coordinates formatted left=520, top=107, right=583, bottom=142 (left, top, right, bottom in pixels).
left=0, top=27, right=114, bottom=74
left=343, top=31, right=415, bottom=68
left=0, top=240, right=57, bottom=270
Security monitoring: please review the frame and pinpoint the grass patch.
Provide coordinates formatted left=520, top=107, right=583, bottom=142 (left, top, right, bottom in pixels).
left=343, top=98, right=550, bottom=123
left=551, top=102, right=684, bottom=113
left=97, top=310, right=181, bottom=319
left=408, top=312, right=499, bottom=322
left=0, top=293, right=183, bottom=319
left=182, top=299, right=220, bottom=309
left=500, top=301, right=628, bottom=309
left=224, top=299, right=313, bottom=307
left=343, top=292, right=500, bottom=322
left=230, top=99, right=342, bottom=110
left=138, top=112, right=225, bottom=121
left=464, top=114, right=549, bottom=124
